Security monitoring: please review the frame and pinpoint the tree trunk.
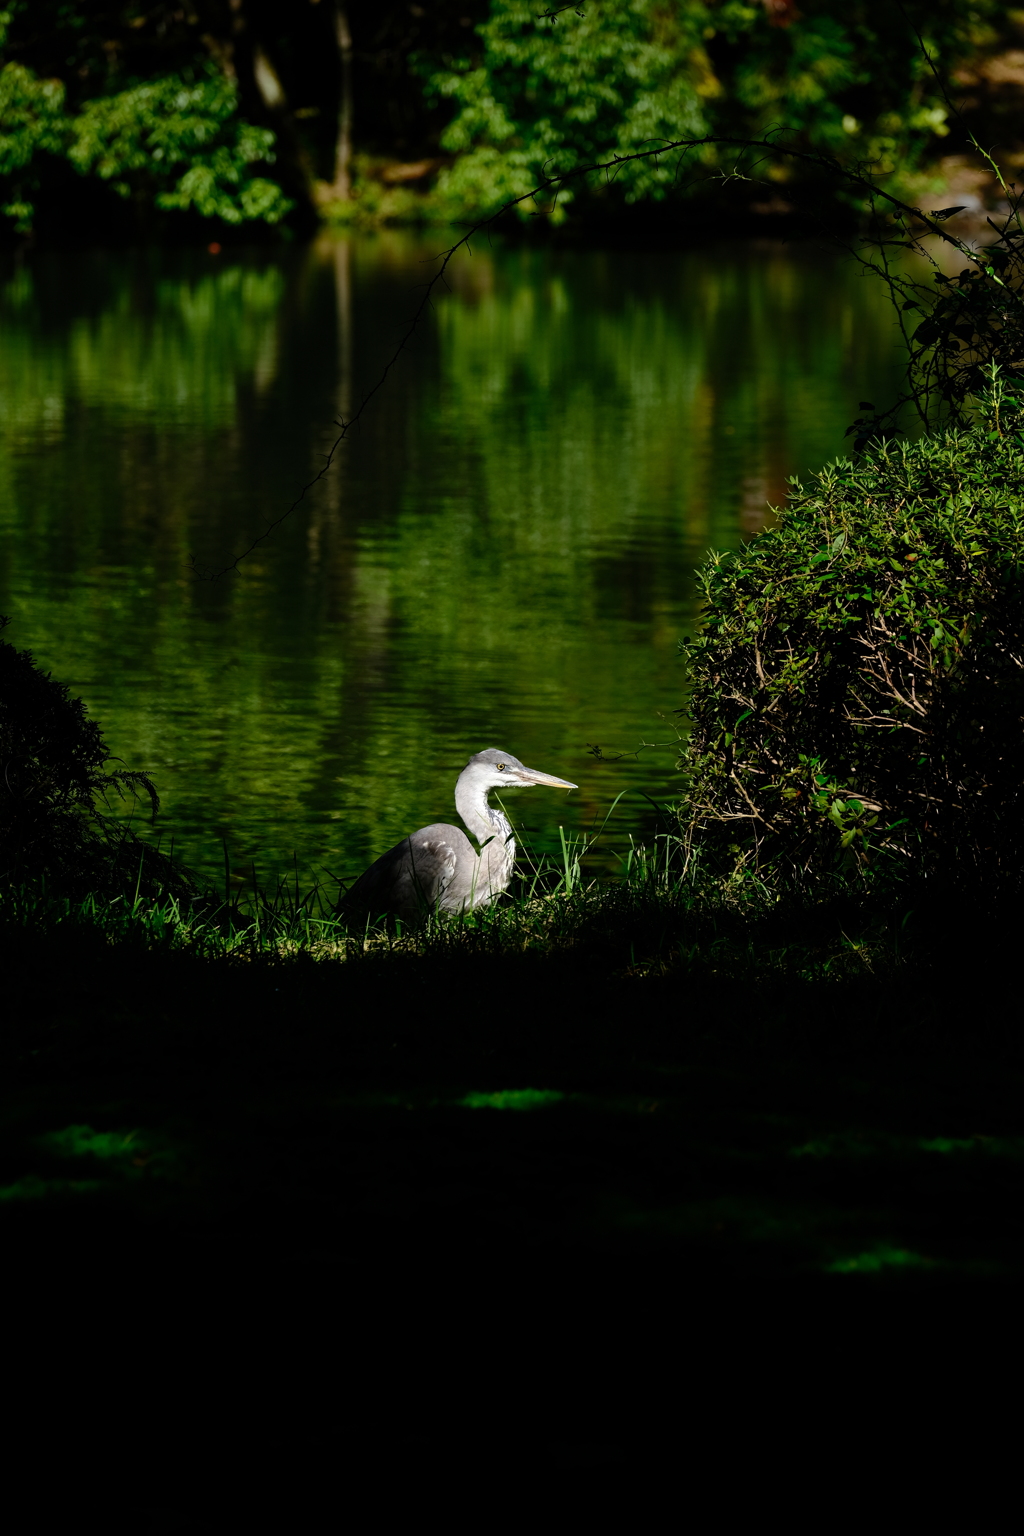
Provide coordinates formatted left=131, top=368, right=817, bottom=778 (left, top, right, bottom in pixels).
left=333, top=5, right=353, bottom=199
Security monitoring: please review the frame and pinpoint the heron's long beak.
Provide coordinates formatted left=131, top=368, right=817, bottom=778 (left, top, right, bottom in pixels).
left=515, top=766, right=578, bottom=790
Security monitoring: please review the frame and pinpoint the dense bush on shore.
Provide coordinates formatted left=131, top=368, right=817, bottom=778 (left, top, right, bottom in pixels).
left=680, top=378, right=1024, bottom=895
left=0, top=619, right=197, bottom=902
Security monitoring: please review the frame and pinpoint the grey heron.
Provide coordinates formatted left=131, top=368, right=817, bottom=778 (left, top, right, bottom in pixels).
left=341, top=747, right=578, bottom=927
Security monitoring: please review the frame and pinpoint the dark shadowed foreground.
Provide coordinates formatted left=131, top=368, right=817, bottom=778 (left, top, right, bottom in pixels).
left=2, top=889, right=1021, bottom=1516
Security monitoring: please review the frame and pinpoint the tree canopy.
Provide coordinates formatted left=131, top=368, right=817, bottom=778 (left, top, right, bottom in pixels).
left=426, top=0, right=1001, bottom=222
left=0, top=1, right=1018, bottom=240
left=0, top=6, right=301, bottom=235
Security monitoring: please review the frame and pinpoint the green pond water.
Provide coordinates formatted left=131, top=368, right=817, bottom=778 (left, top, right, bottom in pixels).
left=0, top=234, right=907, bottom=890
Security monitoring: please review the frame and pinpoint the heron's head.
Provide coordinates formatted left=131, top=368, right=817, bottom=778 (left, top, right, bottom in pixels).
left=464, top=748, right=578, bottom=793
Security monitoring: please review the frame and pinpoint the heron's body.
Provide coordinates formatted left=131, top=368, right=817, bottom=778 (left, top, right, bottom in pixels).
left=342, top=748, right=577, bottom=926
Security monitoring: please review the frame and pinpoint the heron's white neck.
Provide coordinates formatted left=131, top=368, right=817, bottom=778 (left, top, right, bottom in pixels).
left=455, top=774, right=514, bottom=857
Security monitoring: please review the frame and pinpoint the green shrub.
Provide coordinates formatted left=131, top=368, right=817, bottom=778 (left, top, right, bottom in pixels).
left=0, top=619, right=197, bottom=900
left=421, top=0, right=998, bottom=225
left=680, top=376, right=1024, bottom=894
left=0, top=56, right=66, bottom=233
left=0, top=16, right=291, bottom=239
left=67, top=68, right=292, bottom=227
left=425, top=0, right=707, bottom=222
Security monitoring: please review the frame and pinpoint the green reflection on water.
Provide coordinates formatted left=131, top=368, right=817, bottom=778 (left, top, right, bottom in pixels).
left=35, top=1125, right=141, bottom=1160
left=0, top=1122, right=176, bottom=1201
left=825, top=1246, right=933, bottom=1274
left=461, top=1089, right=565, bottom=1111
left=0, top=235, right=907, bottom=887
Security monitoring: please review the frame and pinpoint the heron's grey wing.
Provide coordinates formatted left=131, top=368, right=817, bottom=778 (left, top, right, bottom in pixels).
left=342, top=822, right=468, bottom=926
left=390, top=826, right=462, bottom=921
